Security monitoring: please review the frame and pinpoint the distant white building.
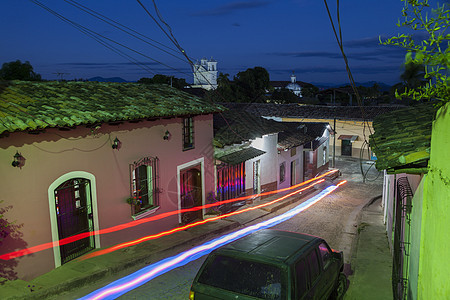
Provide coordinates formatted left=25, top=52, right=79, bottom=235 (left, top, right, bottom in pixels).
left=271, top=72, right=303, bottom=97
left=286, top=73, right=302, bottom=96
left=192, top=57, right=218, bottom=90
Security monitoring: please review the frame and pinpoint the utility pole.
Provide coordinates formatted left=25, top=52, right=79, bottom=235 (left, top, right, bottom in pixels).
left=333, top=117, right=336, bottom=168
left=332, top=89, right=336, bottom=168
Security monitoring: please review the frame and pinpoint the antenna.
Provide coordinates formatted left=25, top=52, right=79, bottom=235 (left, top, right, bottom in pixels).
left=53, top=72, right=70, bottom=81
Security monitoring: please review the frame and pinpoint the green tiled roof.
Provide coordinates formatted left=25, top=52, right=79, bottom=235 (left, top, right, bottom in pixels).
left=0, top=81, right=224, bottom=134
left=369, top=102, right=439, bottom=174
left=214, top=110, right=286, bottom=147
left=216, top=147, right=266, bottom=165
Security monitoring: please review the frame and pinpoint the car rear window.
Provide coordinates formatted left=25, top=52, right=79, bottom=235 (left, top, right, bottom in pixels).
left=198, top=254, right=285, bottom=299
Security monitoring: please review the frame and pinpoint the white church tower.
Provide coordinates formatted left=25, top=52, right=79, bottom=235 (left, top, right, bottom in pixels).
left=192, top=57, right=218, bottom=90
left=286, top=72, right=302, bottom=96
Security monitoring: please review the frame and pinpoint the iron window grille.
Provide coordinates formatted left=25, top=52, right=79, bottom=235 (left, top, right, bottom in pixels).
left=280, top=162, right=286, bottom=183
left=216, top=162, right=246, bottom=202
left=392, top=176, right=413, bottom=300
left=183, top=117, right=194, bottom=150
left=129, top=156, right=159, bottom=217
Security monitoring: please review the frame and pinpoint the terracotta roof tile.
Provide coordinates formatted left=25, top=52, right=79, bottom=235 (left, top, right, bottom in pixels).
left=0, top=81, right=224, bottom=134
left=219, top=102, right=404, bottom=121
left=369, top=102, right=438, bottom=173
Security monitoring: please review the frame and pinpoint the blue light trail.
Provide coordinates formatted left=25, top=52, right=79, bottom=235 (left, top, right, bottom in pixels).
left=80, top=183, right=343, bottom=300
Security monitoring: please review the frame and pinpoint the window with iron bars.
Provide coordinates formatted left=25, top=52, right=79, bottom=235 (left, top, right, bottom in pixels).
left=216, top=162, right=246, bottom=201
left=130, top=157, right=159, bottom=217
left=183, top=117, right=194, bottom=150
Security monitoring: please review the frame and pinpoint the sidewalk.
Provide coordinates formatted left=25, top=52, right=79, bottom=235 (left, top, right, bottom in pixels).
left=1, top=169, right=393, bottom=299
left=344, top=196, right=393, bottom=300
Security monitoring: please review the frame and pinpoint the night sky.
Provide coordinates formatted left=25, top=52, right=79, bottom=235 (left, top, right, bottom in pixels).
left=0, top=0, right=439, bottom=85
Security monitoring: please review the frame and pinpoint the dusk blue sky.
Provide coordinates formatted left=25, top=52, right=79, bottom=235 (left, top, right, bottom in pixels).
left=0, top=0, right=440, bottom=85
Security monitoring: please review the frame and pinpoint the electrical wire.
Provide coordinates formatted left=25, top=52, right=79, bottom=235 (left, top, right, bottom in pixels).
left=30, top=0, right=157, bottom=76
left=64, top=0, right=188, bottom=63
left=359, top=140, right=381, bottom=182
left=323, top=0, right=382, bottom=182
left=32, top=134, right=112, bottom=153
left=31, top=0, right=192, bottom=78
left=135, top=0, right=256, bottom=143
left=135, top=0, right=184, bottom=56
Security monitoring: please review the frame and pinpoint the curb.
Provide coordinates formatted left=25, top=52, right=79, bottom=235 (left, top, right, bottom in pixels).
left=364, top=194, right=382, bottom=208
left=347, top=195, right=383, bottom=268
left=3, top=220, right=241, bottom=300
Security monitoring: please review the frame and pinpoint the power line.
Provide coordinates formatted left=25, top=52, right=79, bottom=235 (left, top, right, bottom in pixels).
left=323, top=0, right=372, bottom=141
left=30, top=0, right=156, bottom=75
left=135, top=0, right=257, bottom=143
left=64, top=0, right=188, bottom=63
left=30, top=0, right=192, bottom=78
left=323, top=0, right=381, bottom=182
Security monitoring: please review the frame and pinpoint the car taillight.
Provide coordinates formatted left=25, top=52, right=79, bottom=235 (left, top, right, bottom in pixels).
left=189, top=290, right=195, bottom=300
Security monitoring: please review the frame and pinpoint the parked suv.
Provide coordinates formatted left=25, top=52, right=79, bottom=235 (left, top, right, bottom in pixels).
left=189, top=229, right=346, bottom=300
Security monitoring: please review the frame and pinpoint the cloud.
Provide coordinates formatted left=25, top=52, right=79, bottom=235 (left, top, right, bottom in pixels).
left=269, top=46, right=405, bottom=61
left=271, top=51, right=343, bottom=59
left=56, top=61, right=160, bottom=68
left=269, top=64, right=402, bottom=75
left=191, top=1, right=271, bottom=16
left=347, top=33, right=431, bottom=48
left=346, top=37, right=383, bottom=48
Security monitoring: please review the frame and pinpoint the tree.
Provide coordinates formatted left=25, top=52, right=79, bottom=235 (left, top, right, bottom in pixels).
left=381, top=0, right=450, bottom=102
left=205, top=67, right=271, bottom=103
left=0, top=201, right=26, bottom=280
left=0, top=60, right=41, bottom=81
left=301, top=85, right=319, bottom=98
left=270, top=88, right=300, bottom=104
left=400, top=61, right=426, bottom=89
left=233, top=67, right=270, bottom=102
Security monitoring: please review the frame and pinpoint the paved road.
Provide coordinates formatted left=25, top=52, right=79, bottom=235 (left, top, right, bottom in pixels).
left=59, top=157, right=382, bottom=299
left=119, top=172, right=382, bottom=299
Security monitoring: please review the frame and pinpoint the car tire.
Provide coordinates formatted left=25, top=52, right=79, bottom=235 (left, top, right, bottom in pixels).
left=330, top=272, right=347, bottom=300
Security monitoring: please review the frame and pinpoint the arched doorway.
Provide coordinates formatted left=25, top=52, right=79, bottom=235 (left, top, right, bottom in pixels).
left=180, top=166, right=203, bottom=224
left=54, top=178, right=95, bottom=264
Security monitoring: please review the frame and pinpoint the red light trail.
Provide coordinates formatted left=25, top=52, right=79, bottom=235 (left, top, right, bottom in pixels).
left=0, top=170, right=338, bottom=260
left=81, top=180, right=347, bottom=300
left=79, top=179, right=326, bottom=260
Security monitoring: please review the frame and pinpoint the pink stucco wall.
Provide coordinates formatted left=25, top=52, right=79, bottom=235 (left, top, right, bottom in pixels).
left=0, top=114, right=215, bottom=280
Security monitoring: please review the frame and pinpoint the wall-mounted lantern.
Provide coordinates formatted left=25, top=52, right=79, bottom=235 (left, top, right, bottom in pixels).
left=163, top=130, right=171, bottom=141
left=112, top=137, right=121, bottom=150
left=12, top=151, right=25, bottom=168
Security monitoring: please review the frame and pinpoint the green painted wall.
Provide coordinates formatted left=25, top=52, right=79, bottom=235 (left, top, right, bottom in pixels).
left=418, top=103, right=450, bottom=299
left=407, top=175, right=425, bottom=300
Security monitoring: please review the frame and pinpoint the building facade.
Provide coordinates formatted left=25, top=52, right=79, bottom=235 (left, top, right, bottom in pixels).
left=192, top=58, right=218, bottom=90
left=0, top=81, right=222, bottom=280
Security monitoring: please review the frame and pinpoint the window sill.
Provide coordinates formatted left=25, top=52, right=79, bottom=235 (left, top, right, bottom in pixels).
left=132, top=206, right=161, bottom=220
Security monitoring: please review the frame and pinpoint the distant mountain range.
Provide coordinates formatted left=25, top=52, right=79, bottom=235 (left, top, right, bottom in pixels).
left=312, top=81, right=392, bottom=92
left=86, top=77, right=393, bottom=92
left=87, top=76, right=131, bottom=83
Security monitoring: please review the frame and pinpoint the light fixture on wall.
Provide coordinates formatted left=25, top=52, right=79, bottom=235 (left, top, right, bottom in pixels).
left=112, top=137, right=121, bottom=150
left=12, top=151, right=25, bottom=168
left=163, top=130, right=171, bottom=140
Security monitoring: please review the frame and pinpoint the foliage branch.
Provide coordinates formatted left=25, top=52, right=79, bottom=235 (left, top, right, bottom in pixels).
left=381, top=0, right=450, bottom=102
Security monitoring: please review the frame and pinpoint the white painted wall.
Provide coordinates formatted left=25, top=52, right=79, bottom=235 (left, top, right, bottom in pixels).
left=383, top=172, right=423, bottom=253
left=316, top=140, right=330, bottom=168
left=277, top=145, right=304, bottom=190
left=246, top=134, right=278, bottom=192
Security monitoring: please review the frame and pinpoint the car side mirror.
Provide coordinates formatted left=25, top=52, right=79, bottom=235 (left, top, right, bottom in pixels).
left=332, top=251, right=343, bottom=261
